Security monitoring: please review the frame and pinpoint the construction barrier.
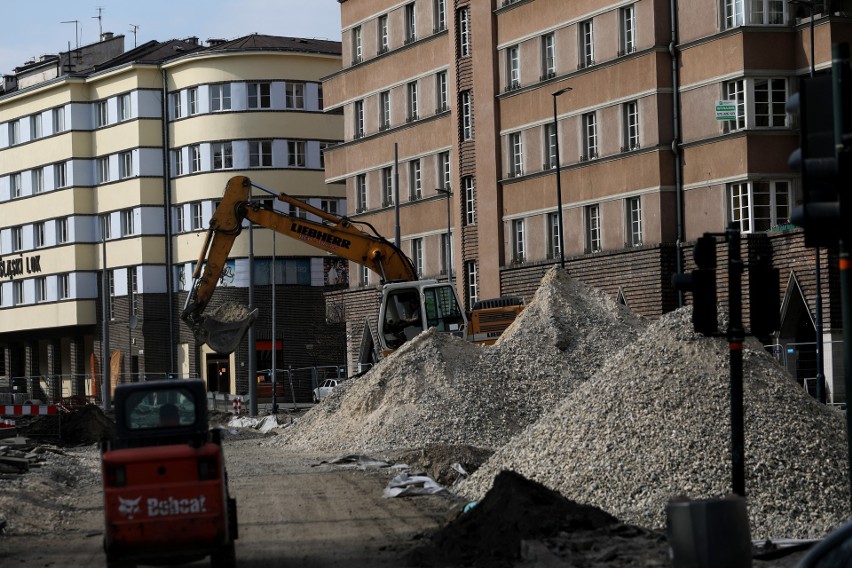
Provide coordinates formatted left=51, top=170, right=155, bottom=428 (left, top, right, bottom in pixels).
left=0, top=419, right=15, bottom=429
left=1, top=405, right=60, bottom=416
left=232, top=396, right=243, bottom=415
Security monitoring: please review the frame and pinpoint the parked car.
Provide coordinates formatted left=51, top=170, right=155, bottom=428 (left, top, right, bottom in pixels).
left=312, top=379, right=339, bottom=403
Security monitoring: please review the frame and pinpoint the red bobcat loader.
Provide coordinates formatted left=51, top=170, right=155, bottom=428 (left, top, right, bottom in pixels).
left=101, top=380, right=237, bottom=568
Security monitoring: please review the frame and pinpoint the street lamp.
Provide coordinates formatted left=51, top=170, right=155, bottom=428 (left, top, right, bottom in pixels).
left=552, top=87, right=572, bottom=269
left=435, top=188, right=453, bottom=283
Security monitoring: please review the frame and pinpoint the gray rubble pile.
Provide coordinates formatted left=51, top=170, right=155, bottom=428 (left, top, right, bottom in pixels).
left=278, top=268, right=644, bottom=453
left=459, top=307, right=850, bottom=540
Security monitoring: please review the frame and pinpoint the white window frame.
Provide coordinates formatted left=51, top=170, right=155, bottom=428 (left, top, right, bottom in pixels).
left=545, top=123, right=557, bottom=169
left=356, top=174, right=367, bottom=212
left=380, top=91, right=391, bottom=130
left=623, top=100, right=639, bottom=151
left=191, top=202, right=203, bottom=230
left=625, top=196, right=643, bottom=247
left=118, top=93, right=131, bottom=121
left=121, top=208, right=135, bottom=236
left=58, top=274, right=69, bottom=300
left=98, top=157, right=110, bottom=183
left=354, top=100, right=365, bottom=137
left=407, top=82, right=419, bottom=121
left=580, top=19, right=595, bottom=68
left=32, top=168, right=44, bottom=194
left=286, top=82, right=305, bottom=109
left=250, top=140, right=273, bottom=167
left=248, top=82, right=271, bottom=109
left=410, top=159, right=422, bottom=200
left=512, top=219, right=526, bottom=262
left=34, top=221, right=45, bottom=248
left=8, top=120, right=19, bottom=145
left=190, top=145, right=202, bottom=173
left=31, top=113, right=42, bottom=139
left=56, top=217, right=69, bottom=244
left=119, top=151, right=133, bottom=179
left=378, top=15, right=389, bottom=53
left=102, top=215, right=112, bottom=240
left=171, top=92, right=182, bottom=119
left=108, top=270, right=115, bottom=320
left=724, top=0, right=745, bottom=28
left=55, top=162, right=68, bottom=188
left=53, top=107, right=65, bottom=133
left=542, top=33, right=556, bottom=79
left=754, top=78, right=788, bottom=127
left=176, top=206, right=185, bottom=233
left=437, top=71, right=448, bottom=112
left=583, top=112, right=598, bottom=160
left=130, top=266, right=138, bottom=315
left=211, top=84, right=231, bottom=111
left=620, top=5, right=636, bottom=55
left=435, top=0, right=446, bottom=31
left=212, top=142, right=233, bottom=170
left=96, top=101, right=108, bottom=127
left=464, top=176, right=475, bottom=225
left=458, top=8, right=471, bottom=57
left=548, top=212, right=561, bottom=259
left=507, top=45, right=520, bottom=90
left=10, top=172, right=21, bottom=197
left=439, top=151, right=451, bottom=189
left=729, top=180, right=791, bottom=233
left=35, top=277, right=46, bottom=303
left=509, top=133, right=523, bottom=176
left=12, top=226, right=22, bottom=252
left=405, top=3, right=416, bottom=43
left=585, top=204, right=601, bottom=252
left=288, top=140, right=306, bottom=167
left=352, top=25, right=363, bottom=63
left=461, top=91, right=472, bottom=140
left=412, top=238, right=424, bottom=276
left=173, top=149, right=184, bottom=175
left=382, top=166, right=394, bottom=206
left=188, top=88, right=198, bottom=115
left=13, top=280, right=24, bottom=305
left=466, top=260, right=478, bottom=306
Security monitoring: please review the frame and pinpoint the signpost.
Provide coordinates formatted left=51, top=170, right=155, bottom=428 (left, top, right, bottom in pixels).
left=716, top=100, right=737, bottom=121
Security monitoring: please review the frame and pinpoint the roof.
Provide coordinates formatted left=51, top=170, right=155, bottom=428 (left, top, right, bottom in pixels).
left=93, top=39, right=205, bottom=70
left=204, top=34, right=341, bottom=56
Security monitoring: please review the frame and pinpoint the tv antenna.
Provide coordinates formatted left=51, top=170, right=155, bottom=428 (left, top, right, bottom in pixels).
left=130, top=24, right=140, bottom=47
left=61, top=20, right=81, bottom=50
left=93, top=7, right=104, bottom=39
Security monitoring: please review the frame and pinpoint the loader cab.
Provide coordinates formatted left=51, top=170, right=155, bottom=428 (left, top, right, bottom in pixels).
left=378, top=281, right=466, bottom=352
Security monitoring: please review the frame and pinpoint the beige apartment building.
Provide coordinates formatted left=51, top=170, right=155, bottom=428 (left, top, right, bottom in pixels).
left=326, top=0, right=852, bottom=401
left=0, top=33, right=345, bottom=400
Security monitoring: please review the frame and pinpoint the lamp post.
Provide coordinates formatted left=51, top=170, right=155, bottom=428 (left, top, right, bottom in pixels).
left=435, top=188, right=452, bottom=283
left=552, top=87, right=572, bottom=269
left=789, top=0, right=825, bottom=403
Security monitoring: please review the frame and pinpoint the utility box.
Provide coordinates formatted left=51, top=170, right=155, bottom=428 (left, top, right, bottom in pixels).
left=667, top=496, right=751, bottom=568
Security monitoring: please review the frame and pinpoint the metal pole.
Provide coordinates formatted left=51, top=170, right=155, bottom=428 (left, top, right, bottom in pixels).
left=446, top=193, right=452, bottom=283
left=552, top=88, right=571, bottom=269
left=271, top=231, right=278, bottom=414
left=101, top=216, right=111, bottom=409
left=728, top=224, right=745, bottom=497
left=248, top=216, right=257, bottom=417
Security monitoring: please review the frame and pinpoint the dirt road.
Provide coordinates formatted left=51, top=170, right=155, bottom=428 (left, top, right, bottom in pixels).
left=0, top=434, right=460, bottom=568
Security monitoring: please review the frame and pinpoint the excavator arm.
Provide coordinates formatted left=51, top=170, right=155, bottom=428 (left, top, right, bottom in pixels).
left=181, top=175, right=418, bottom=353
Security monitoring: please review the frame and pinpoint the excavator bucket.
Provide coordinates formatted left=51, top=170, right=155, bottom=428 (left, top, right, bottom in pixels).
left=196, top=303, right=259, bottom=355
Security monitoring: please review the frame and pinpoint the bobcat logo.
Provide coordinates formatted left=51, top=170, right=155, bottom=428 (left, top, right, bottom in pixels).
left=118, top=496, right=142, bottom=518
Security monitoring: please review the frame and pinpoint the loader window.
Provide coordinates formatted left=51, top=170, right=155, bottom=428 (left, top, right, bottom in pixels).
left=424, top=286, right=464, bottom=332
left=123, top=387, right=198, bottom=430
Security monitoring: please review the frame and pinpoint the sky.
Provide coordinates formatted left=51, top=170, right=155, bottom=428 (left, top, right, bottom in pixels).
left=1, top=0, right=343, bottom=75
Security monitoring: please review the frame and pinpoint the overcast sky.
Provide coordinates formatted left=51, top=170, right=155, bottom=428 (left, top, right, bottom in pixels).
left=1, top=0, right=343, bottom=76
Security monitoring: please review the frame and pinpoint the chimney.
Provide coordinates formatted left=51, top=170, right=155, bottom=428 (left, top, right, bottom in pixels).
left=184, top=36, right=199, bottom=45
left=101, top=32, right=114, bottom=41
left=207, top=38, right=226, bottom=47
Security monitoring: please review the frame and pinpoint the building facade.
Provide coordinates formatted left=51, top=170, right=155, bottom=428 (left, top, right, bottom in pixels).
left=0, top=34, right=345, bottom=400
left=326, top=0, right=852, bottom=402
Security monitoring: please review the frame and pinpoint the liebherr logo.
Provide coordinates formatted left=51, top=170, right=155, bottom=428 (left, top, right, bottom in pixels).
left=291, top=223, right=352, bottom=249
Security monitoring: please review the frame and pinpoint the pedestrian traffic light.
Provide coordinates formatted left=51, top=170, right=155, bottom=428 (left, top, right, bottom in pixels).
left=672, top=235, right=718, bottom=336
left=748, top=252, right=780, bottom=340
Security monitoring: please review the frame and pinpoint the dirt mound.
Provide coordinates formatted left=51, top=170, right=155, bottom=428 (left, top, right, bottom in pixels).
left=405, top=470, right=666, bottom=567
left=15, top=405, right=115, bottom=444
left=382, top=444, right=494, bottom=486
left=460, top=307, right=850, bottom=539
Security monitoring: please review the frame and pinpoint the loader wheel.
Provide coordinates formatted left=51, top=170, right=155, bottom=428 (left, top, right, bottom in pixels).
left=210, top=541, right=236, bottom=568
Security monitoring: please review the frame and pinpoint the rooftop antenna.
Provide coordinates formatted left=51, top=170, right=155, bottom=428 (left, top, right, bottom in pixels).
left=93, top=7, right=104, bottom=39
left=130, top=24, right=139, bottom=47
left=61, top=20, right=81, bottom=50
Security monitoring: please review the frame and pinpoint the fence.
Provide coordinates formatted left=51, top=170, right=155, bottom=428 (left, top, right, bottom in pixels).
left=245, top=365, right=347, bottom=408
left=766, top=340, right=846, bottom=407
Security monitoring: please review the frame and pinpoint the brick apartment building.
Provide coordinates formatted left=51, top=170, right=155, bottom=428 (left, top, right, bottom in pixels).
left=325, top=0, right=852, bottom=402
left=0, top=33, right=346, bottom=399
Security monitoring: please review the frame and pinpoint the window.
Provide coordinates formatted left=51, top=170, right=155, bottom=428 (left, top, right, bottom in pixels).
left=439, top=151, right=451, bottom=189
left=212, top=142, right=233, bottom=170
left=171, top=92, right=182, bottom=119
left=32, top=168, right=44, bottom=194
left=250, top=141, right=273, bottom=167
left=382, top=167, right=394, bottom=206
left=320, top=141, right=333, bottom=168
left=360, top=265, right=370, bottom=286
left=35, top=277, right=46, bottom=303
left=53, top=108, right=65, bottom=133
left=626, top=196, right=643, bottom=247
left=30, top=113, right=42, bottom=139
left=752, top=0, right=786, bottom=24
left=548, top=212, right=561, bottom=259
left=405, top=3, right=416, bottom=43
left=729, top=180, right=790, bottom=233
left=437, top=71, right=448, bottom=112
left=96, top=101, right=108, bottom=127
left=623, top=100, right=639, bottom=151
left=512, top=219, right=525, bottom=262
left=412, top=238, right=424, bottom=276
left=441, top=232, right=452, bottom=276
left=55, top=162, right=68, bottom=188
left=13, top=281, right=24, bottom=305
left=378, top=15, right=389, bottom=53
left=173, top=149, right=184, bottom=175
left=118, top=93, right=131, bottom=121
left=176, top=206, right=185, bottom=233
left=755, top=78, right=787, bottom=127
left=544, top=123, right=557, bottom=169
left=458, top=8, right=471, bottom=57
left=620, top=5, right=636, bottom=55
left=98, top=157, right=110, bottom=183
left=34, top=222, right=45, bottom=248
left=188, top=88, right=198, bottom=115
left=58, top=274, right=69, bottom=300
left=463, top=176, right=475, bottom=225
left=354, top=100, right=365, bottom=138
left=460, top=91, right=473, bottom=140
left=8, top=120, right=19, bottom=145
left=56, top=217, right=69, bottom=244
left=130, top=267, right=138, bottom=316
left=211, top=84, right=231, bottom=111
left=318, top=85, right=325, bottom=110
left=407, top=82, right=419, bottom=121
left=352, top=25, right=363, bottom=63
left=102, top=214, right=112, bottom=240
left=542, top=33, right=556, bottom=79
left=380, top=91, right=391, bottom=130
left=288, top=202, right=307, bottom=219
left=191, top=202, right=203, bottom=229
left=507, top=45, right=520, bottom=90
left=509, top=132, right=523, bottom=176
left=10, top=172, right=21, bottom=198
left=121, top=208, right=134, bottom=236
left=435, top=0, right=447, bottom=31
left=11, top=226, right=22, bottom=252
left=190, top=145, right=202, bottom=173
left=466, top=260, right=478, bottom=306
left=585, top=204, right=601, bottom=252
left=248, top=83, right=272, bottom=109
left=288, top=140, right=306, bottom=167
left=580, top=19, right=595, bottom=68
left=409, top=159, right=422, bottom=199
left=120, top=151, right=133, bottom=179
left=320, top=199, right=338, bottom=216
left=356, top=174, right=367, bottom=212
left=724, top=0, right=745, bottom=28
left=108, top=270, right=115, bottom=320
left=286, top=82, right=305, bottom=109
left=583, top=112, right=598, bottom=160
left=725, top=79, right=746, bottom=130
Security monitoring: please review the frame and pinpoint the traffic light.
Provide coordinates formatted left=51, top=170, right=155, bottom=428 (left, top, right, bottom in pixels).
left=672, top=235, right=718, bottom=336
left=748, top=252, right=780, bottom=340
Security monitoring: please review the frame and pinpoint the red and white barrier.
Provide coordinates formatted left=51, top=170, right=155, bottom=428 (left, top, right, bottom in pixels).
left=0, top=419, right=15, bottom=429
left=232, top=397, right=242, bottom=415
left=1, top=405, right=59, bottom=416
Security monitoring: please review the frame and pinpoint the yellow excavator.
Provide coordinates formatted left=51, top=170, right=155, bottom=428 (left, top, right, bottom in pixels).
left=181, top=175, right=471, bottom=358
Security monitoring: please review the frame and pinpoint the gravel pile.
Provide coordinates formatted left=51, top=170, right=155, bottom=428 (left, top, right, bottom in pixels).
left=458, top=307, right=850, bottom=540
left=277, top=268, right=644, bottom=453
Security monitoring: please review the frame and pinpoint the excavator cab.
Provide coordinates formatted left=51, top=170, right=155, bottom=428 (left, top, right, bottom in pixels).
left=378, top=281, right=466, bottom=352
